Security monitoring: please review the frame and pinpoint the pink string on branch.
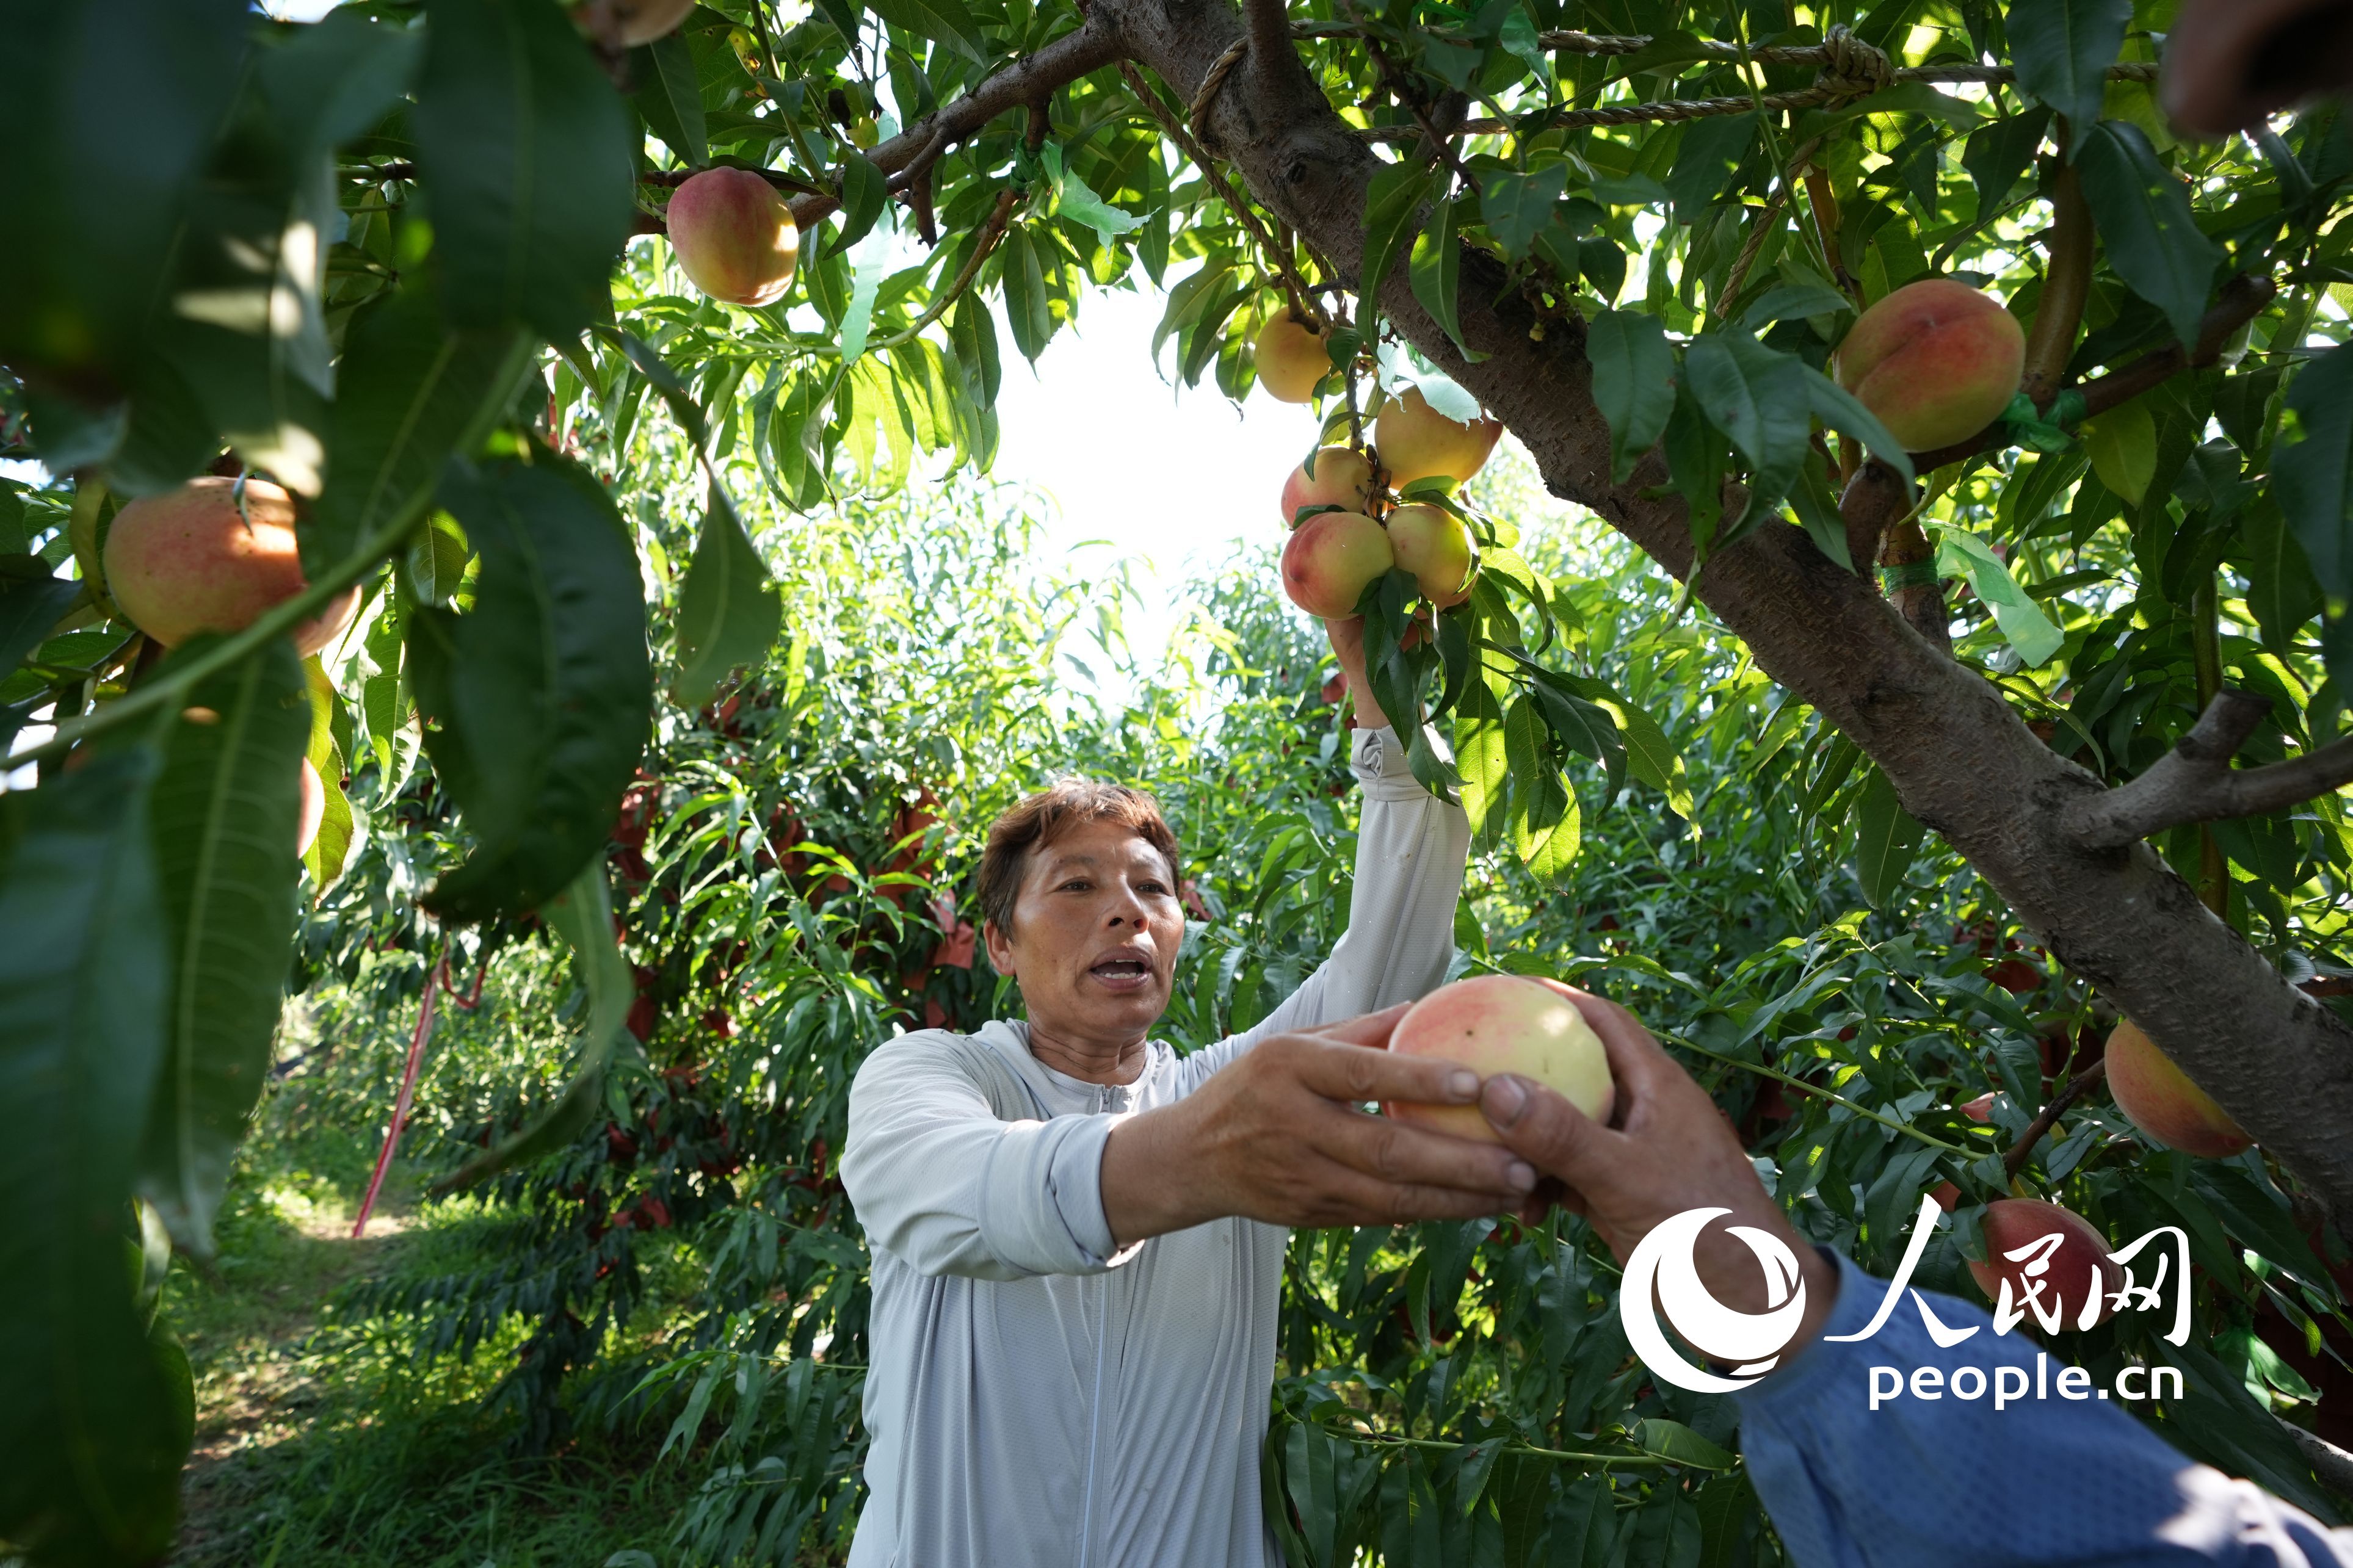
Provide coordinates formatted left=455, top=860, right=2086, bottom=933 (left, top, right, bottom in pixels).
left=351, top=953, right=447, bottom=1237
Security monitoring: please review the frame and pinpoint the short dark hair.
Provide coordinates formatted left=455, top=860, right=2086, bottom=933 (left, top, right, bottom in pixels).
left=978, top=780, right=1181, bottom=936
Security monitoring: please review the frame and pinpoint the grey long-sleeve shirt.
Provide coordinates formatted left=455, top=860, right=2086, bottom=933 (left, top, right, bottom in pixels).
left=840, top=725, right=1471, bottom=1568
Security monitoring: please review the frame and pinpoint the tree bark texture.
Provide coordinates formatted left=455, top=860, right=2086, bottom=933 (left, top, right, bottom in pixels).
left=1098, top=0, right=2353, bottom=1213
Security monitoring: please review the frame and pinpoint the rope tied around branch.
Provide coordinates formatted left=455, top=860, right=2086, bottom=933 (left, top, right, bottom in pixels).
left=1189, top=36, right=1251, bottom=148
left=1813, top=24, right=1893, bottom=98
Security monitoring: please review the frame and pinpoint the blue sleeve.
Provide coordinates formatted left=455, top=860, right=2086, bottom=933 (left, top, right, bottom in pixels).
left=1733, top=1251, right=2353, bottom=1567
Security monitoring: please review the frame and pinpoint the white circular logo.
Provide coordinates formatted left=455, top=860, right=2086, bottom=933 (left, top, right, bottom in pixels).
left=1620, top=1207, right=1810, bottom=1393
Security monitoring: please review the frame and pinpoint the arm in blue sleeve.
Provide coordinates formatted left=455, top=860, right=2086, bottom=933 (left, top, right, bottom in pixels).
left=1735, top=1251, right=2353, bottom=1567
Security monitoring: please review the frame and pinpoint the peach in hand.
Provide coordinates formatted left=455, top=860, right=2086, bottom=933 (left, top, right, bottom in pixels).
left=1374, top=388, right=1503, bottom=486
left=1384, top=503, right=1475, bottom=608
left=1280, top=446, right=1380, bottom=527
left=103, top=477, right=360, bottom=656
left=2104, top=1017, right=2253, bottom=1158
left=667, top=167, right=801, bottom=307
left=1834, top=278, right=2025, bottom=452
left=1279, top=511, right=1393, bottom=618
left=1386, top=974, right=1614, bottom=1144
left=1255, top=314, right=1333, bottom=403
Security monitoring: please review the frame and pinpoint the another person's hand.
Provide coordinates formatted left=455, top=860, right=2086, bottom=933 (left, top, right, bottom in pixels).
left=1477, top=988, right=1843, bottom=1356
left=1101, top=1005, right=1535, bottom=1243
left=1324, top=616, right=1391, bottom=729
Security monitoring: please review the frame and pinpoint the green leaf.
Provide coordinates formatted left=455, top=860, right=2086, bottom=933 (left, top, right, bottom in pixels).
left=1587, top=308, right=1676, bottom=482
left=429, top=862, right=632, bottom=1194
left=867, top=0, right=989, bottom=63
left=0, top=0, right=246, bottom=381
left=1961, top=107, right=2051, bottom=217
left=1361, top=164, right=1438, bottom=316
left=0, top=751, right=187, bottom=1564
left=1664, top=114, right=1758, bottom=225
left=1739, top=280, right=1854, bottom=331
left=313, top=279, right=534, bottom=573
left=825, top=151, right=890, bottom=259
left=134, top=640, right=308, bottom=1254
left=1800, top=364, right=1915, bottom=481
left=1479, top=162, right=1570, bottom=259
left=1789, top=450, right=1855, bottom=571
left=300, top=655, right=357, bottom=892
left=1932, top=525, right=2065, bottom=665
left=1685, top=333, right=1809, bottom=521
left=1, top=570, right=82, bottom=681
left=1000, top=225, right=1057, bottom=364
left=1636, top=1417, right=1737, bottom=1471
left=2244, top=500, right=2324, bottom=652
left=672, top=480, right=782, bottom=707
left=2074, top=121, right=2223, bottom=349
left=1605, top=690, right=1694, bottom=818
left=2275, top=342, right=2353, bottom=605
left=1410, top=197, right=1474, bottom=359
left=1044, top=145, right=1145, bottom=244
left=1454, top=676, right=1509, bottom=843
left=1854, top=764, right=1926, bottom=908
left=631, top=31, right=707, bottom=166
left=416, top=0, right=636, bottom=341
left=410, top=451, right=652, bottom=921
left=2007, top=0, right=2130, bottom=134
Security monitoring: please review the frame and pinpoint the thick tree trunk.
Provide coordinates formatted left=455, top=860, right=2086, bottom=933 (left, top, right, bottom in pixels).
left=1101, top=0, right=2353, bottom=1213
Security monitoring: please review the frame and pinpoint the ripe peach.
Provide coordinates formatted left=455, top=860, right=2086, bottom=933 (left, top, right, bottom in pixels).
left=1255, top=314, right=1332, bottom=403
left=1384, top=503, right=1475, bottom=607
left=103, top=478, right=360, bottom=655
left=1968, top=1198, right=2123, bottom=1329
left=297, top=757, right=325, bottom=858
left=667, top=168, right=800, bottom=307
left=1279, top=511, right=1392, bottom=618
left=1387, top=974, right=1614, bottom=1143
left=1280, top=446, right=1380, bottom=527
left=1374, top=388, right=1503, bottom=486
left=1834, top=278, right=2025, bottom=452
left=2105, top=1018, right=2253, bottom=1158
left=1960, top=1093, right=1996, bottom=1123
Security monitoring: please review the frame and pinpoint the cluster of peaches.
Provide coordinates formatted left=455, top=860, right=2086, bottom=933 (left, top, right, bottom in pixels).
left=1253, top=314, right=1506, bottom=622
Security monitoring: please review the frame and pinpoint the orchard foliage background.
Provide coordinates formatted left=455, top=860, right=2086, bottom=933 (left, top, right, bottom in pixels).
left=7, top=0, right=2353, bottom=1561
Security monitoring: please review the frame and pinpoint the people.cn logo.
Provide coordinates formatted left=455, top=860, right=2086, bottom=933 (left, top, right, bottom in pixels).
left=1620, top=1207, right=1811, bottom=1394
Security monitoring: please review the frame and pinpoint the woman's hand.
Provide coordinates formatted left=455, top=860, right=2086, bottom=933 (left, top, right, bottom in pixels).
left=1100, top=1006, right=1534, bottom=1244
left=1325, top=616, right=1392, bottom=730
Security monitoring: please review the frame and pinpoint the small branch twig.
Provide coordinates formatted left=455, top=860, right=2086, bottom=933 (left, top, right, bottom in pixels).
left=783, top=20, right=1126, bottom=232
left=1243, top=0, right=1294, bottom=89
left=2068, top=689, right=2353, bottom=850
left=2004, top=1058, right=2107, bottom=1182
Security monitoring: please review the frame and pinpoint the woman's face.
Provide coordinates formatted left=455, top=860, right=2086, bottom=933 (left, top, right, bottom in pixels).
left=983, top=818, right=1184, bottom=1050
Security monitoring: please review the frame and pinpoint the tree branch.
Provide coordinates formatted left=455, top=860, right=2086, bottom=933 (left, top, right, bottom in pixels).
left=782, top=18, right=1128, bottom=231
left=2067, top=690, right=2353, bottom=849
left=2004, top=1058, right=2107, bottom=1182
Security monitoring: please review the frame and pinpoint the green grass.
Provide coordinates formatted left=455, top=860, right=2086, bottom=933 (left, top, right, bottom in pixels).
left=163, top=1174, right=702, bottom=1568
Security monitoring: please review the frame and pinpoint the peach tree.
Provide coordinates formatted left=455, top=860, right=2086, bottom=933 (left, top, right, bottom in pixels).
left=5, top=0, right=2353, bottom=1559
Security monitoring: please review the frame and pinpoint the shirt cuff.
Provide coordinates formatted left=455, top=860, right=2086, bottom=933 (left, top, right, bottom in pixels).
left=1352, top=724, right=1432, bottom=801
